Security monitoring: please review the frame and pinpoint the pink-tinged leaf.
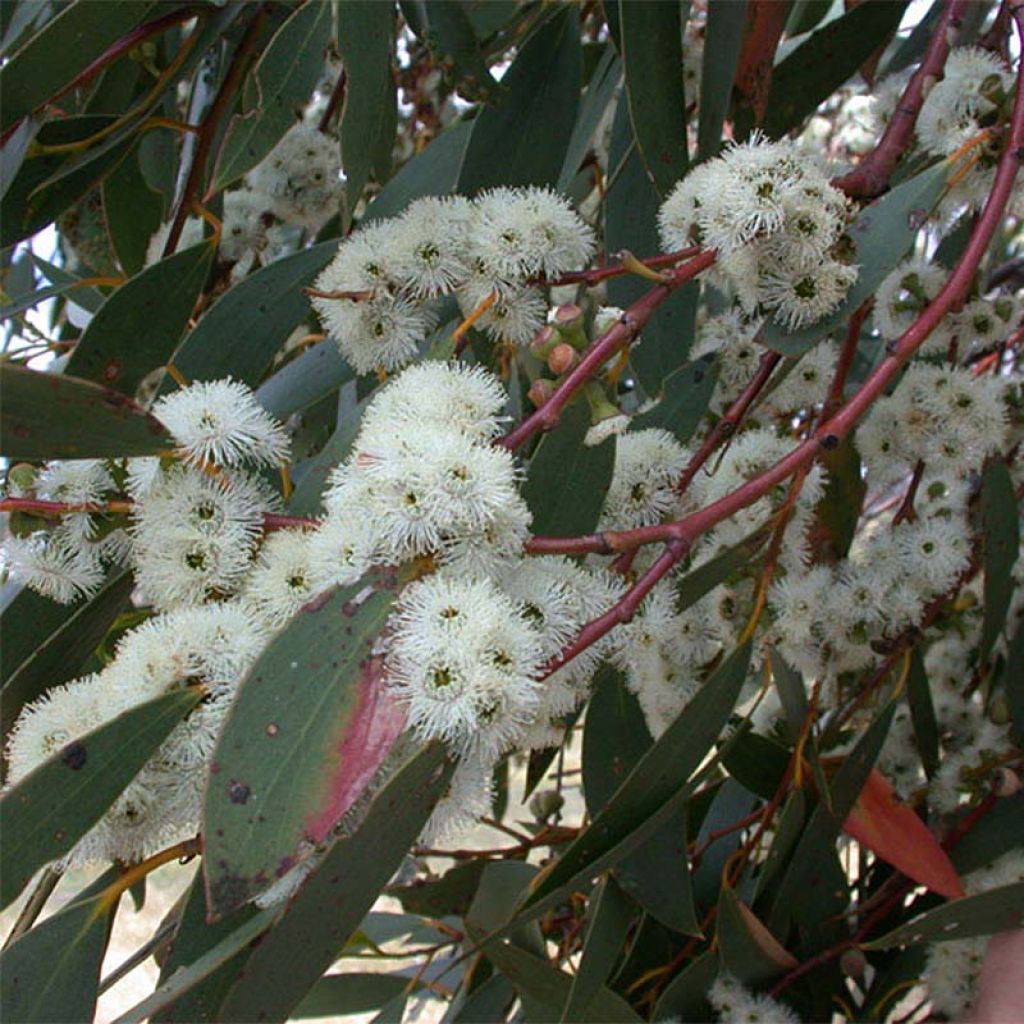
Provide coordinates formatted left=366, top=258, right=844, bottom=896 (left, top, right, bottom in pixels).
left=842, top=769, right=965, bottom=900
left=202, top=572, right=403, bottom=919
left=734, top=899, right=799, bottom=970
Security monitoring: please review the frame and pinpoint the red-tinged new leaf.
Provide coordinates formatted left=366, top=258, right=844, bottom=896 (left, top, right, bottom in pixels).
left=202, top=575, right=405, bottom=919
left=843, top=769, right=965, bottom=900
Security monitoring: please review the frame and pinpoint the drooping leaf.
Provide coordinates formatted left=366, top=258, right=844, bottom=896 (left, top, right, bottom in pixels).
left=0, top=889, right=116, bottom=1023
left=0, top=686, right=202, bottom=910
left=980, top=460, right=1020, bottom=660
left=521, top=400, right=615, bottom=537
left=389, top=858, right=487, bottom=918
left=674, top=528, right=769, bottom=613
left=718, top=887, right=797, bottom=986
left=864, top=883, right=1024, bottom=949
left=0, top=114, right=39, bottom=202
left=561, top=875, right=635, bottom=1022
left=0, top=0, right=155, bottom=133
left=652, top=950, right=718, bottom=1022
left=843, top=769, right=964, bottom=900
left=169, top=240, right=336, bottom=390
left=697, top=0, right=747, bottom=161
left=339, top=0, right=397, bottom=210
left=632, top=355, right=718, bottom=443
left=906, top=648, right=940, bottom=778
left=1, top=570, right=134, bottom=741
left=558, top=48, right=621, bottom=191
left=692, top=779, right=759, bottom=908
left=213, top=0, right=333, bottom=190
left=0, top=364, right=171, bottom=460
left=418, top=0, right=498, bottom=101
left=1, top=585, right=77, bottom=689
left=520, top=644, right=751, bottom=919
left=293, top=973, right=411, bottom=1020
left=768, top=651, right=808, bottom=743
left=763, top=1, right=909, bottom=137
left=949, top=792, right=1024, bottom=875
left=810, top=434, right=866, bottom=562
left=721, top=728, right=789, bottom=800
left=458, top=6, right=581, bottom=193
left=202, top=574, right=406, bottom=919
left=64, top=241, right=214, bottom=394
left=618, top=0, right=688, bottom=196
left=32, top=253, right=108, bottom=312
left=761, top=159, right=951, bottom=355
left=256, top=341, right=355, bottom=420
left=751, top=789, right=806, bottom=903
left=213, top=741, right=452, bottom=1022
left=102, top=143, right=166, bottom=276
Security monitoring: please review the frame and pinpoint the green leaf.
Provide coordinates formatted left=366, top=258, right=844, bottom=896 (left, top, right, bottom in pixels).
left=618, top=0, right=688, bottom=196
left=214, top=1, right=333, bottom=190
left=102, top=143, right=165, bottom=276
left=721, top=729, right=789, bottom=801
left=468, top=928, right=642, bottom=1023
left=419, top=1, right=498, bottom=101
left=906, top=648, right=940, bottom=778
left=0, top=686, right=202, bottom=909
left=339, top=0, right=397, bottom=210
left=562, top=876, right=635, bottom=1022
left=363, top=119, right=472, bottom=224
left=632, top=355, right=718, bottom=443
left=522, top=401, right=615, bottom=537
left=1, top=114, right=136, bottom=248
left=153, top=872, right=263, bottom=1024
left=784, top=0, right=833, bottom=37
left=763, top=1, right=909, bottom=137
left=692, top=779, right=758, bottom=906
left=717, top=887, right=790, bottom=986
left=697, top=0, right=747, bottom=161
left=0, top=364, right=171, bottom=459
left=675, top=528, right=769, bottom=613
left=214, top=741, right=452, bottom=1022
left=768, top=651, right=807, bottom=743
left=451, top=973, right=515, bottom=1023
left=169, top=240, right=337, bottom=389
left=769, top=704, right=895, bottom=933
left=202, top=574, right=405, bottom=918
left=111, top=909, right=279, bottom=1024
left=1, top=570, right=134, bottom=741
left=390, top=859, right=487, bottom=918
left=652, top=950, right=717, bottom=1022
left=521, top=644, right=751, bottom=918
left=0, top=0, right=155, bottom=133
left=33, top=254, right=108, bottom=312
left=761, top=159, right=950, bottom=355
left=980, top=460, right=1020, bottom=660
left=256, top=341, right=355, bottom=420
left=864, top=883, right=1024, bottom=949
left=751, top=789, right=806, bottom=903
left=949, top=792, right=1024, bottom=875
left=558, top=47, right=621, bottom=191
left=1, top=585, right=76, bottom=689
left=0, top=889, right=116, bottom=1023
left=811, top=433, right=866, bottom=562
left=293, top=973, right=410, bottom=1019
left=65, top=241, right=214, bottom=394
left=458, top=6, right=581, bottom=193
left=605, top=97, right=698, bottom=394
left=0, top=115, right=39, bottom=203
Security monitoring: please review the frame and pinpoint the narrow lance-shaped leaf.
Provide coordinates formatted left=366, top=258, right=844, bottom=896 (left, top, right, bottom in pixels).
left=697, top=1, right=747, bottom=161
left=980, top=460, right=1020, bottom=659
left=64, top=240, right=214, bottom=395
left=842, top=768, right=964, bottom=900
left=717, top=887, right=798, bottom=987
left=203, top=573, right=406, bottom=919
left=558, top=48, right=621, bottom=191
left=864, top=883, right=1024, bottom=949
left=632, top=355, right=718, bottom=443
left=214, top=741, right=453, bottom=1023
left=214, top=1, right=333, bottom=190
left=0, top=364, right=171, bottom=460
left=0, top=686, right=202, bottom=910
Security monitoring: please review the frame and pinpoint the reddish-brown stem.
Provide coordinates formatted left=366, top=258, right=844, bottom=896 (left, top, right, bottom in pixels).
left=823, top=299, right=873, bottom=419
left=261, top=512, right=317, bottom=531
left=534, top=40, right=1024, bottom=676
left=165, top=5, right=268, bottom=255
left=317, top=68, right=347, bottom=135
left=499, top=250, right=718, bottom=450
left=689, top=806, right=767, bottom=865
left=892, top=459, right=925, bottom=526
left=674, top=350, right=781, bottom=497
left=834, top=0, right=969, bottom=199
left=541, top=247, right=701, bottom=288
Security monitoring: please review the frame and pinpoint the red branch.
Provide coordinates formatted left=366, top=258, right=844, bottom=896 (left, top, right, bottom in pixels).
left=541, top=247, right=701, bottom=288
left=536, top=37, right=1024, bottom=676
left=835, top=0, right=969, bottom=199
left=499, top=250, right=718, bottom=450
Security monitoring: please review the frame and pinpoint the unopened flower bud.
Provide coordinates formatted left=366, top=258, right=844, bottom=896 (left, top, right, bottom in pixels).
left=528, top=378, right=556, bottom=408
left=840, top=949, right=867, bottom=980
left=529, top=789, right=564, bottom=821
left=6, top=463, right=38, bottom=496
left=988, top=696, right=1009, bottom=725
left=992, top=767, right=1021, bottom=797
left=547, top=343, right=578, bottom=375
left=551, top=304, right=587, bottom=349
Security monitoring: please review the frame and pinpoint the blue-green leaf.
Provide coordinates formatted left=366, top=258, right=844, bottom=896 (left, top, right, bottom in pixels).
left=980, top=460, right=1020, bottom=659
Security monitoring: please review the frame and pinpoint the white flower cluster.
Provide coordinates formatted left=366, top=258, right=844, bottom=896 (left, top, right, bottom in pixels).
left=708, top=972, right=801, bottom=1024
left=658, top=134, right=857, bottom=330
left=310, top=187, right=594, bottom=372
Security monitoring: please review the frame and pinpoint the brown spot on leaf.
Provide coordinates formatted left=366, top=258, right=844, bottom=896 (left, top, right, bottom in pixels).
left=227, top=780, right=251, bottom=804
left=61, top=742, right=87, bottom=770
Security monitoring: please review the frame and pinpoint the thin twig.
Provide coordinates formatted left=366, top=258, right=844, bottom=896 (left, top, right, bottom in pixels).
left=317, top=69, right=347, bottom=134
left=2, top=867, right=61, bottom=950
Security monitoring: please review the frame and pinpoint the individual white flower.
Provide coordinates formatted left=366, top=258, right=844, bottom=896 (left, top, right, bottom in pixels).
left=0, top=533, right=104, bottom=604
left=691, top=310, right=764, bottom=414
left=600, top=429, right=689, bottom=529
left=873, top=257, right=949, bottom=342
left=219, top=189, right=271, bottom=262
left=392, top=195, right=473, bottom=296
left=764, top=340, right=837, bottom=416
left=709, top=972, right=801, bottom=1024
left=131, top=465, right=267, bottom=608
left=34, top=458, right=115, bottom=541
left=895, top=515, right=971, bottom=596
left=759, top=256, right=858, bottom=331
left=241, top=528, right=318, bottom=630
left=457, top=277, right=547, bottom=347
left=152, top=378, right=290, bottom=468
left=125, top=457, right=164, bottom=500
left=305, top=512, right=380, bottom=592
left=385, top=572, right=544, bottom=759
